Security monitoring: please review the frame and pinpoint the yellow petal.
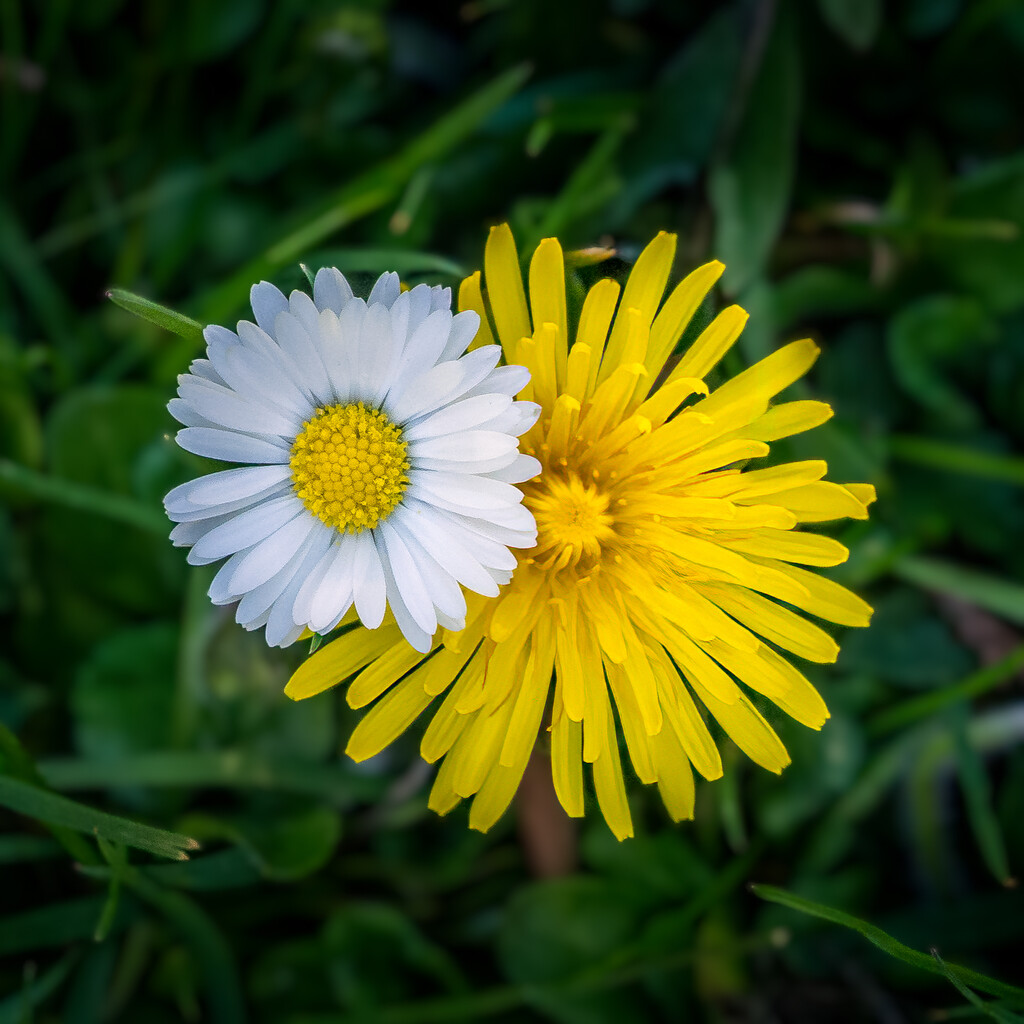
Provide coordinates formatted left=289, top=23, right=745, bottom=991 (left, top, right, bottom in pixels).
left=700, top=583, right=840, bottom=663
left=754, top=481, right=868, bottom=522
left=457, top=271, right=497, bottom=350
left=720, top=529, right=849, bottom=568
left=743, top=400, right=833, bottom=441
left=591, top=694, right=634, bottom=840
left=599, top=231, right=676, bottom=386
left=551, top=684, right=585, bottom=817
left=529, top=238, right=568, bottom=389
left=346, top=643, right=425, bottom=709
left=666, top=304, right=748, bottom=388
left=284, top=623, right=404, bottom=701
left=577, top=278, right=621, bottom=398
left=646, top=259, right=725, bottom=379
left=345, top=669, right=435, bottom=762
left=484, top=223, right=530, bottom=358
left=652, top=727, right=696, bottom=822
left=605, top=659, right=657, bottom=783
left=499, top=616, right=556, bottom=769
left=689, top=674, right=791, bottom=775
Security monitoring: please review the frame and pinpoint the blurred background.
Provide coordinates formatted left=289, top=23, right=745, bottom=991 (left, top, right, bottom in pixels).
left=2, top=0, right=1024, bottom=1020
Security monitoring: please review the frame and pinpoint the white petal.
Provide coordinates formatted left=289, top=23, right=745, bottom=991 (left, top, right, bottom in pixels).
left=167, top=481, right=292, bottom=524
left=289, top=289, right=322, bottom=335
left=483, top=454, right=542, bottom=483
left=293, top=539, right=342, bottom=627
left=462, top=364, right=531, bottom=401
left=322, top=302, right=364, bottom=404
left=229, top=514, right=315, bottom=594
left=189, top=358, right=226, bottom=386
left=177, top=377, right=298, bottom=438
left=377, top=523, right=437, bottom=635
left=404, top=394, right=511, bottom=440
left=250, top=282, right=289, bottom=337
left=274, top=311, right=333, bottom=406
left=410, top=430, right=518, bottom=463
left=209, top=550, right=249, bottom=604
left=429, top=285, right=452, bottom=313
left=168, top=398, right=216, bottom=429
left=170, top=511, right=235, bottom=547
left=352, top=530, right=386, bottom=629
left=367, top=272, right=401, bottom=308
left=188, top=494, right=305, bottom=563
left=392, top=309, right=452, bottom=388
left=176, top=427, right=290, bottom=464
left=355, top=302, right=394, bottom=403
left=477, top=400, right=542, bottom=437
left=236, top=527, right=325, bottom=625
left=408, top=470, right=522, bottom=512
left=165, top=465, right=291, bottom=514
left=378, top=542, right=433, bottom=653
left=307, top=533, right=359, bottom=634
left=410, top=454, right=516, bottom=475
left=437, top=309, right=480, bottom=362
left=265, top=531, right=332, bottom=647
left=313, top=267, right=354, bottom=313
left=391, top=520, right=466, bottom=620
left=438, top=507, right=537, bottom=549
left=391, top=503, right=499, bottom=597
left=233, top=325, right=314, bottom=417
left=385, top=362, right=465, bottom=424
left=436, top=610, right=466, bottom=632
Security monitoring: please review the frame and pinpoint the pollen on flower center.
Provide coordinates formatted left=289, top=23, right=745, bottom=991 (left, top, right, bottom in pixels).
left=290, top=402, right=409, bottom=533
left=526, top=472, right=617, bottom=571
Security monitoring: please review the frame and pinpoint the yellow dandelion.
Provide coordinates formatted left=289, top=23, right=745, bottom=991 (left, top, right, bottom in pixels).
left=285, top=225, right=875, bottom=840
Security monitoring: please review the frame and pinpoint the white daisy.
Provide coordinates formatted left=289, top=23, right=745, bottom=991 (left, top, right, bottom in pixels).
left=164, top=269, right=540, bottom=652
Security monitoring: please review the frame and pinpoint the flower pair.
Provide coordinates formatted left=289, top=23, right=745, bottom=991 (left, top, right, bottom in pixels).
left=166, top=228, right=873, bottom=838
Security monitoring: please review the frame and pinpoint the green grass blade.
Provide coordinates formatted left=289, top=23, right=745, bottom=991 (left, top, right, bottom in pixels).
left=0, top=951, right=79, bottom=1024
left=0, top=458, right=167, bottom=534
left=195, top=63, right=531, bottom=329
left=751, top=884, right=1024, bottom=1005
left=106, top=288, right=205, bottom=343
left=952, top=713, right=1014, bottom=887
left=932, top=950, right=1024, bottom=1023
left=38, top=749, right=385, bottom=807
left=0, top=775, right=199, bottom=861
left=869, top=643, right=1024, bottom=735
left=125, top=872, right=245, bottom=1024
left=894, top=556, right=1024, bottom=625
left=890, top=435, right=1024, bottom=486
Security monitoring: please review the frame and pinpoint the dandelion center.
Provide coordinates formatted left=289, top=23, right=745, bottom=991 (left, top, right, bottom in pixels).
left=290, top=402, right=409, bottom=533
left=525, top=472, right=617, bottom=571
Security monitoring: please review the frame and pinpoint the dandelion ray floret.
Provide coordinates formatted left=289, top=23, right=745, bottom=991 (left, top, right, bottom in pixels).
left=285, top=226, right=876, bottom=840
left=164, top=269, right=540, bottom=652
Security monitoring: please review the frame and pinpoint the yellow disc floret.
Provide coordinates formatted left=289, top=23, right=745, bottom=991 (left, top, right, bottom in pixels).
left=290, top=402, right=409, bottom=533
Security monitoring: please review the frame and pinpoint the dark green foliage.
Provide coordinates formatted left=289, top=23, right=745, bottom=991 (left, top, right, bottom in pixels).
left=2, top=0, right=1024, bottom=1019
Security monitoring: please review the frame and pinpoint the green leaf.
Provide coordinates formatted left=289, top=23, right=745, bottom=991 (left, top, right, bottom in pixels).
left=72, top=624, right=178, bottom=766
left=179, top=807, right=341, bottom=881
left=0, top=775, right=199, bottom=860
left=39, top=749, right=384, bottom=807
left=887, top=295, right=995, bottom=427
left=106, top=289, right=205, bottom=344
left=951, top=710, right=1014, bottom=887
left=889, top=435, right=1024, bottom=487
left=191, top=63, right=531, bottom=331
left=751, top=884, right=1024, bottom=1005
left=869, top=643, right=1024, bottom=735
left=894, top=556, right=1024, bottom=625
left=932, top=950, right=1024, bottom=1023
left=0, top=458, right=166, bottom=534
left=710, top=3, right=800, bottom=294
left=125, top=871, right=245, bottom=1024
left=817, top=0, right=882, bottom=50
left=0, top=896, right=136, bottom=958
left=0, top=950, right=79, bottom=1024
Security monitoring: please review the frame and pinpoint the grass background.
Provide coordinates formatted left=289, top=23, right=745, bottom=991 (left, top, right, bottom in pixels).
left=3, top=0, right=1024, bottom=1020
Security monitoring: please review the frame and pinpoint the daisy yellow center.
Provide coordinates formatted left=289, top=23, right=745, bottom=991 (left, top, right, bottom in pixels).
left=290, top=402, right=409, bottom=533
left=525, top=472, right=617, bottom=571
